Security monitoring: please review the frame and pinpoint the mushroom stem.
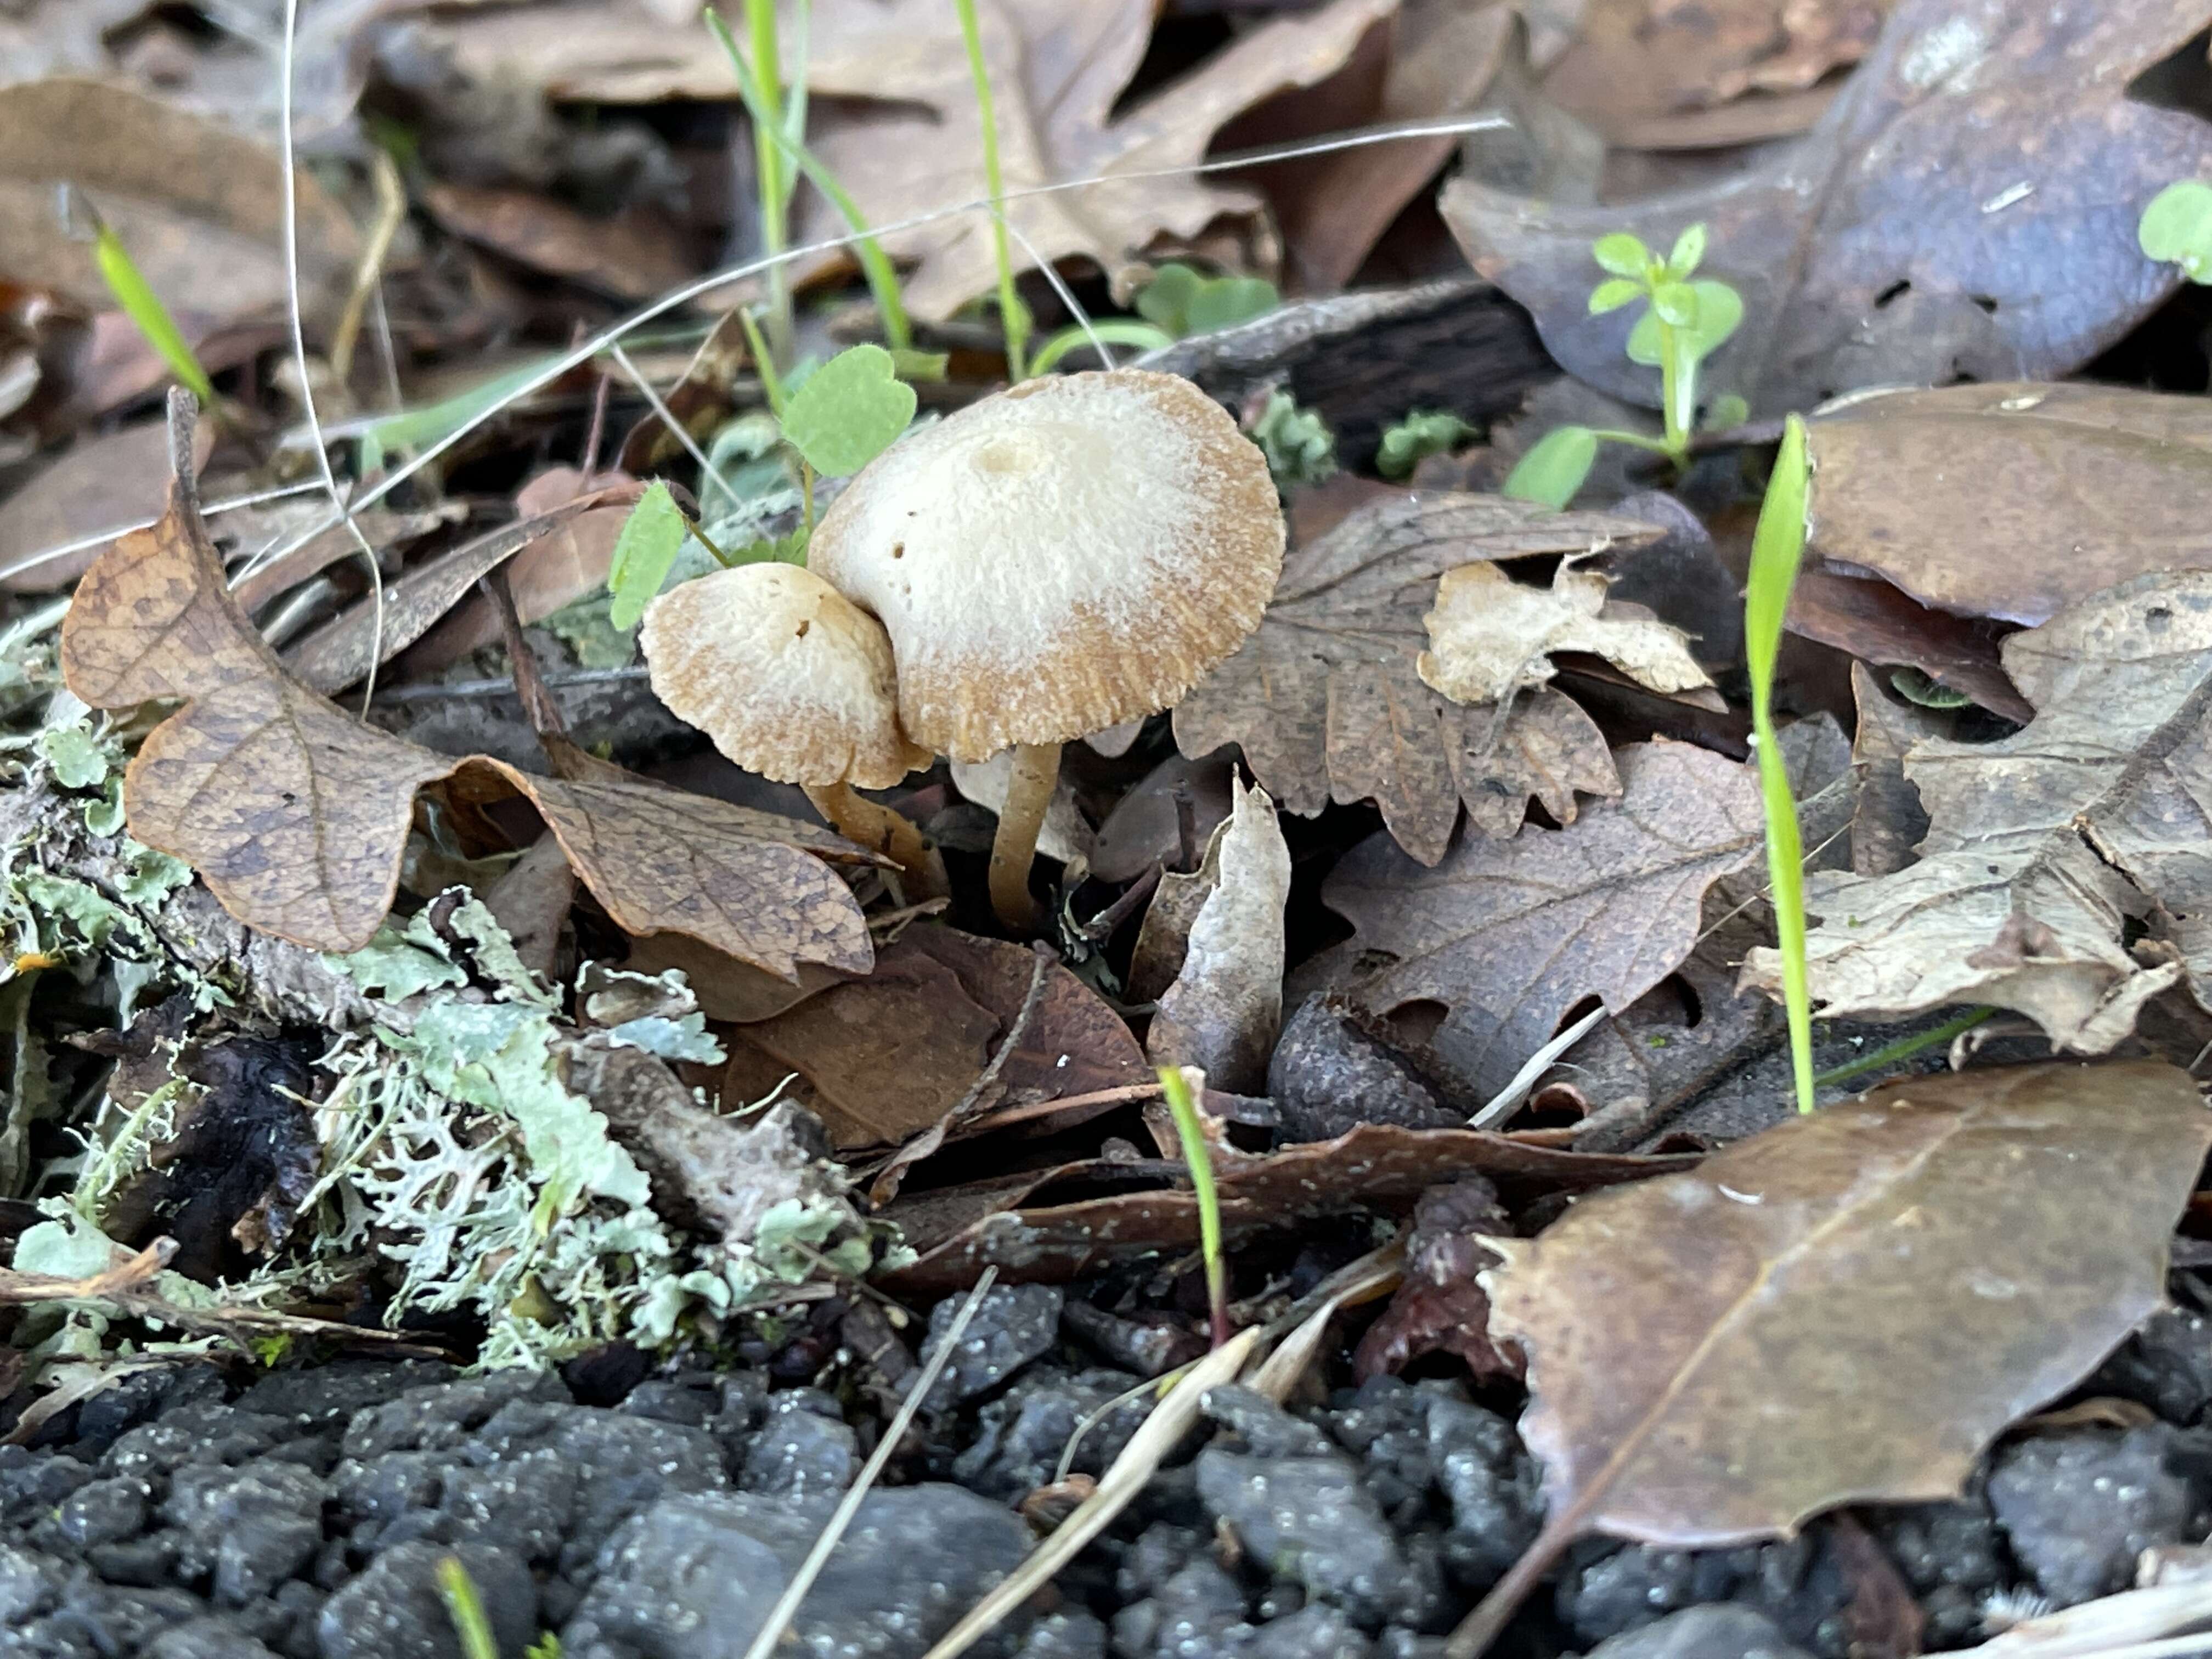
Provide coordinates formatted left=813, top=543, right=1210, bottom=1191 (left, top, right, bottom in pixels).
left=803, top=783, right=948, bottom=902
left=989, top=742, right=1062, bottom=930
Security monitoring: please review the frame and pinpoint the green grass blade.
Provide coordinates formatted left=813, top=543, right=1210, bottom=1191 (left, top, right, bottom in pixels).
left=93, top=223, right=215, bottom=407
left=953, top=0, right=1028, bottom=379
left=1028, top=319, right=1175, bottom=374
left=1156, top=1064, right=1228, bottom=1348
left=436, top=1557, right=501, bottom=1659
left=1746, top=413, right=1815, bottom=1113
left=710, top=10, right=913, bottom=352
left=364, top=356, right=561, bottom=457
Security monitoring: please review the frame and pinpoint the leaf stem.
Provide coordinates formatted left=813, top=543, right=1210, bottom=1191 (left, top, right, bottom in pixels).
left=953, top=0, right=1028, bottom=380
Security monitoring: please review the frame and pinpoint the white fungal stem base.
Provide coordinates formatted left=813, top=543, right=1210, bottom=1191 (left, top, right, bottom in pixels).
left=988, top=742, right=1061, bottom=930
left=804, top=783, right=947, bottom=902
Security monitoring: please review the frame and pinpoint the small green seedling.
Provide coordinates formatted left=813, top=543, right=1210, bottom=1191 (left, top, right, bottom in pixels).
left=1249, top=390, right=1336, bottom=490
left=779, top=343, right=917, bottom=479
left=1158, top=1063, right=1230, bottom=1350
left=1136, top=262, right=1279, bottom=337
left=2141, top=179, right=2212, bottom=282
left=1378, top=410, right=1475, bottom=481
left=1505, top=224, right=1743, bottom=508
left=1744, top=414, right=1815, bottom=1114
left=88, top=213, right=215, bottom=408
left=607, top=482, right=701, bottom=630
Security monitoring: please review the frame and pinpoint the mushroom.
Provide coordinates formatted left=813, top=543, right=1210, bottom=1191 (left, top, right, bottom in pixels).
left=640, top=561, right=944, bottom=896
left=811, top=368, right=1283, bottom=927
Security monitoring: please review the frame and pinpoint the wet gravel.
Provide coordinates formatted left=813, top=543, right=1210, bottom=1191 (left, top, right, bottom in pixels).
left=1, top=1283, right=2209, bottom=1658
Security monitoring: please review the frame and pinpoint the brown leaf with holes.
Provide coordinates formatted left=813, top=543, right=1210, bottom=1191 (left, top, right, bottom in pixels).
left=1323, top=741, right=1763, bottom=1101
left=1175, top=494, right=1658, bottom=864
left=1443, top=0, right=2212, bottom=415
left=879, top=1122, right=1692, bottom=1295
left=61, top=455, right=875, bottom=979
left=1448, top=1062, right=2212, bottom=1654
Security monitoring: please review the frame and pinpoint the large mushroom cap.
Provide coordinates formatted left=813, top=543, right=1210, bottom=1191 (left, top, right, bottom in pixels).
left=809, top=368, right=1284, bottom=762
left=641, top=561, right=930, bottom=789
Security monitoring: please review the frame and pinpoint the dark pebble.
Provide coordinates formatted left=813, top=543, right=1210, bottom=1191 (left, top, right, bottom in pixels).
left=1583, top=1604, right=1814, bottom=1658
left=1988, top=1424, right=2212, bottom=1605
left=316, top=1541, right=536, bottom=1659
left=921, top=1284, right=1065, bottom=1409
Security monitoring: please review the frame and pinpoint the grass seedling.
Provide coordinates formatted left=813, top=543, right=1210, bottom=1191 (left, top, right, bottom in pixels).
left=706, top=7, right=917, bottom=355
left=1505, top=224, right=1744, bottom=508
left=1157, top=1064, right=1229, bottom=1349
left=738, top=0, right=798, bottom=365
left=85, top=208, right=215, bottom=408
left=1745, top=414, right=1815, bottom=1113
left=953, top=0, right=1030, bottom=380
left=436, top=1556, right=500, bottom=1659
left=1812, top=1006, right=1995, bottom=1091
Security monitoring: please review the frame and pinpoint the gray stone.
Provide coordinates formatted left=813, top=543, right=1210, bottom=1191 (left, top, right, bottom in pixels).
left=567, top=1485, right=1030, bottom=1659
left=316, top=1541, right=536, bottom=1659
left=1427, top=1396, right=1541, bottom=1593
left=1011, top=1610, right=1109, bottom=1659
left=55, top=1476, right=150, bottom=1548
left=339, top=1374, right=569, bottom=1460
left=1248, top=1605, right=1373, bottom=1658
left=162, top=1460, right=326, bottom=1604
left=1989, top=1424, right=2212, bottom=1605
left=1195, top=1426, right=1434, bottom=1629
left=738, top=1396, right=856, bottom=1499
left=951, top=1368, right=1149, bottom=1500
left=0, top=1541, right=62, bottom=1624
left=1583, top=1605, right=1814, bottom=1659
left=921, top=1285, right=1065, bottom=1409
left=147, top=1618, right=286, bottom=1659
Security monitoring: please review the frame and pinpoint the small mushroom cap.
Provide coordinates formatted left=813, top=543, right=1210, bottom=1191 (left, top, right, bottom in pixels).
left=809, top=368, right=1284, bottom=762
left=641, top=561, right=931, bottom=789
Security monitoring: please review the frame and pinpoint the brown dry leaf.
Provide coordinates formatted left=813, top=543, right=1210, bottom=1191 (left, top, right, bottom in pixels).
left=284, top=481, right=643, bottom=693
left=1352, top=1177, right=1520, bottom=1383
left=719, top=926, right=1148, bottom=1152
left=1742, top=572, right=2212, bottom=1048
left=1325, top=741, right=1764, bottom=1101
left=0, top=79, right=357, bottom=332
left=421, top=182, right=697, bottom=303
left=1175, top=493, right=1658, bottom=864
left=881, top=1122, right=1694, bottom=1295
left=1449, top=1061, right=2212, bottom=1651
left=1442, top=0, right=2212, bottom=415
left=1808, top=382, right=2212, bottom=629
left=1786, top=565, right=2030, bottom=724
left=60, top=445, right=874, bottom=979
left=1148, top=781, right=1291, bottom=1095
left=1269, top=0, right=1514, bottom=291
left=799, top=0, right=1397, bottom=319
left=1417, top=560, right=1711, bottom=708
left=1541, top=0, right=1892, bottom=146
left=423, top=0, right=1392, bottom=314
left=1848, top=661, right=1946, bottom=879
left=0, top=419, right=211, bottom=593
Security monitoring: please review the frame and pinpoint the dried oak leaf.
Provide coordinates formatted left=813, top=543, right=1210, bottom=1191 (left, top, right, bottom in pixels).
left=799, top=0, right=1397, bottom=318
left=878, top=1122, right=1691, bottom=1295
left=1418, top=559, right=1711, bottom=707
left=1807, top=382, right=2212, bottom=629
left=1324, top=741, right=1764, bottom=1101
left=1741, top=571, right=2212, bottom=1047
left=60, top=471, right=874, bottom=979
left=1442, top=0, right=2212, bottom=414
left=1174, top=493, right=1658, bottom=864
left=1453, top=1061, right=2211, bottom=1651
left=1540, top=0, right=1892, bottom=147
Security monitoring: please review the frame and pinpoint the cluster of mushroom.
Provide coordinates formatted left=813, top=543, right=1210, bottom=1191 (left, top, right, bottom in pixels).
left=641, top=368, right=1286, bottom=928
